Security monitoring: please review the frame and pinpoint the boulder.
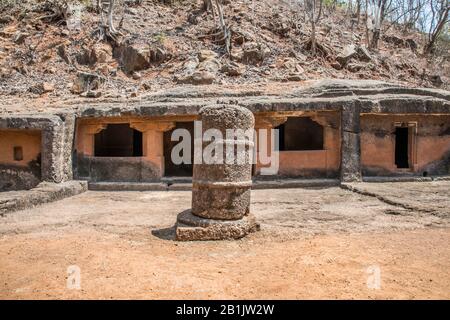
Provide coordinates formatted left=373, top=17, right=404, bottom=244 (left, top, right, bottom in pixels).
left=113, top=42, right=151, bottom=73
left=13, top=32, right=29, bottom=44
left=28, top=82, right=54, bottom=95
left=241, top=42, right=270, bottom=65
left=185, top=70, right=216, bottom=85
left=429, top=74, right=443, bottom=87
left=405, top=38, right=418, bottom=51
left=346, top=62, right=363, bottom=72
left=150, top=46, right=168, bottom=63
left=198, top=49, right=218, bottom=62
left=71, top=71, right=104, bottom=94
left=285, top=72, right=305, bottom=81
left=331, top=61, right=342, bottom=70
left=383, top=34, right=405, bottom=47
left=80, top=90, right=102, bottom=98
left=336, top=44, right=357, bottom=66
left=221, top=61, right=246, bottom=76
left=57, top=44, right=71, bottom=64
left=177, top=51, right=221, bottom=85
left=76, top=48, right=98, bottom=66
left=356, top=45, right=372, bottom=62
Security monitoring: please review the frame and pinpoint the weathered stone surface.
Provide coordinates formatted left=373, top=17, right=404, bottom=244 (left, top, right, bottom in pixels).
left=176, top=210, right=260, bottom=241
left=68, top=80, right=449, bottom=119
left=336, top=44, right=357, bottom=66
left=0, top=181, right=87, bottom=216
left=356, top=45, right=372, bottom=62
left=238, top=42, right=270, bottom=65
left=71, top=71, right=105, bottom=94
left=76, top=155, right=161, bottom=182
left=340, top=104, right=362, bottom=182
left=192, top=105, right=254, bottom=220
left=177, top=51, right=221, bottom=85
left=0, top=115, right=70, bottom=187
left=175, top=104, right=258, bottom=240
left=221, top=61, right=246, bottom=76
left=198, top=49, right=218, bottom=62
left=29, top=82, right=54, bottom=95
left=0, top=164, right=41, bottom=191
left=88, top=181, right=168, bottom=191
left=346, top=62, right=363, bottom=72
left=113, top=42, right=151, bottom=73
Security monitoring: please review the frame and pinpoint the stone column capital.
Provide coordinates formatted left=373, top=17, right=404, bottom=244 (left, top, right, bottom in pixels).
left=130, top=121, right=175, bottom=133
left=254, top=116, right=288, bottom=129
left=84, top=124, right=107, bottom=135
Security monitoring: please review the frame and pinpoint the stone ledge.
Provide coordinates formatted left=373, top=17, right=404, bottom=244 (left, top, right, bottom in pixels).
left=362, top=175, right=450, bottom=183
left=0, top=180, right=87, bottom=216
left=87, top=179, right=341, bottom=191
left=175, top=209, right=260, bottom=241
left=88, top=181, right=167, bottom=191
left=168, top=183, right=192, bottom=191
left=252, top=178, right=340, bottom=189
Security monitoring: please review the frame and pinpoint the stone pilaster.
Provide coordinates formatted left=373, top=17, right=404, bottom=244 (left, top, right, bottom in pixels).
left=130, top=121, right=175, bottom=177
left=340, top=104, right=362, bottom=182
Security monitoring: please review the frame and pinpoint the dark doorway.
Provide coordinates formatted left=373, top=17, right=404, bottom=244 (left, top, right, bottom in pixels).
left=94, top=124, right=143, bottom=157
left=275, top=117, right=324, bottom=151
left=164, top=122, right=194, bottom=176
left=395, top=127, right=409, bottom=168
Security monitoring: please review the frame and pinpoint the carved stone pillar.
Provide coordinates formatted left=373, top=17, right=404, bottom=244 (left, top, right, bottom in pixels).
left=130, top=121, right=175, bottom=177
left=175, top=105, right=260, bottom=241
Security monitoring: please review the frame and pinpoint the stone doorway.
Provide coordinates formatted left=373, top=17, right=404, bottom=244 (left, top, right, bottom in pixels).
left=163, top=122, right=194, bottom=177
left=395, top=126, right=409, bottom=168
left=394, top=122, right=417, bottom=170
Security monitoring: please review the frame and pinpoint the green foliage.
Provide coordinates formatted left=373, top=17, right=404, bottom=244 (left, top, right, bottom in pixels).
left=154, top=32, right=166, bottom=44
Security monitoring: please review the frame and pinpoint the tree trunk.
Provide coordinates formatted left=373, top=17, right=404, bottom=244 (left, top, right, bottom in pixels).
left=370, top=29, right=380, bottom=49
left=424, top=5, right=449, bottom=55
left=108, top=0, right=117, bottom=33
left=311, top=20, right=316, bottom=55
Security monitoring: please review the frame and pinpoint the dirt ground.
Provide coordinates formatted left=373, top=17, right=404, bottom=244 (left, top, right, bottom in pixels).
left=0, top=182, right=449, bottom=299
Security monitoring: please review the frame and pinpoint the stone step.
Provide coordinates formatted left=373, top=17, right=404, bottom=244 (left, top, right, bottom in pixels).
left=88, top=179, right=341, bottom=191
left=88, top=182, right=168, bottom=191
left=252, top=178, right=340, bottom=189
left=0, top=181, right=88, bottom=216
left=362, top=176, right=433, bottom=183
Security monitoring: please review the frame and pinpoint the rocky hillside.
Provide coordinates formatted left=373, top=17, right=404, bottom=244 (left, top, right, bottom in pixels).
left=0, top=0, right=448, bottom=106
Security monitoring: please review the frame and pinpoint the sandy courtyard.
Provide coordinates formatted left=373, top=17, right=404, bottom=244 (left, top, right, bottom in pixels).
left=0, top=182, right=449, bottom=299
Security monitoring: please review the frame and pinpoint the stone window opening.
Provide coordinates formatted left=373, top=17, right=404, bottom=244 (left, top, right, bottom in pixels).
left=275, top=117, right=324, bottom=151
left=94, top=124, right=143, bottom=157
left=13, top=146, right=23, bottom=161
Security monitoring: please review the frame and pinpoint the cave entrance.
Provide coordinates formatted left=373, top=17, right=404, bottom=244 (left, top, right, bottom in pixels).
left=164, top=122, right=194, bottom=177
left=94, top=124, right=143, bottom=157
left=394, top=126, right=409, bottom=169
